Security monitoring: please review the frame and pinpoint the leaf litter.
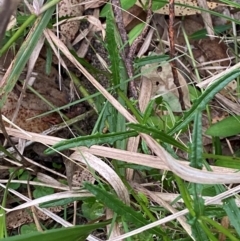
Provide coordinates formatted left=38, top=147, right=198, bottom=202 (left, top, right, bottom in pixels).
left=1, top=0, right=240, bottom=240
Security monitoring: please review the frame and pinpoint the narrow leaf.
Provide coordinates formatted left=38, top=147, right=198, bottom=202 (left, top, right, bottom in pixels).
left=142, top=99, right=155, bottom=124
left=128, top=23, right=144, bottom=45
left=215, top=185, right=240, bottom=237
left=128, top=123, right=188, bottom=152
left=45, top=131, right=138, bottom=154
left=134, top=55, right=170, bottom=68
left=106, top=11, right=121, bottom=86
left=100, top=0, right=137, bottom=17
left=0, top=7, right=55, bottom=109
left=84, top=182, right=166, bottom=237
left=189, top=25, right=231, bottom=40
left=168, top=70, right=240, bottom=135
left=2, top=222, right=110, bottom=241
left=190, top=111, right=203, bottom=169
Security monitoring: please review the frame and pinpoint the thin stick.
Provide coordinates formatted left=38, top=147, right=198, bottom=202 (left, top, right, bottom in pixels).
left=111, top=0, right=137, bottom=98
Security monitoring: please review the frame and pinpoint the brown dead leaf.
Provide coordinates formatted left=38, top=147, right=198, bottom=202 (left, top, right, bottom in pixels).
left=2, top=57, right=70, bottom=133
left=141, top=61, right=191, bottom=111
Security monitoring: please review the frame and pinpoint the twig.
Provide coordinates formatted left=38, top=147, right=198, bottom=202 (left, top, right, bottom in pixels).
left=111, top=0, right=137, bottom=98
left=127, top=0, right=153, bottom=95
left=168, top=0, right=185, bottom=110
left=111, top=0, right=152, bottom=99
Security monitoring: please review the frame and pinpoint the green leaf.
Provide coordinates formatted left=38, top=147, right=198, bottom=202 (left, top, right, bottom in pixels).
left=2, top=221, right=110, bottom=241
left=20, top=224, right=38, bottom=235
left=215, top=184, right=240, bottom=237
left=190, top=111, right=203, bottom=169
left=128, top=123, right=188, bottom=152
left=106, top=11, right=121, bottom=86
left=205, top=116, right=240, bottom=137
left=84, top=182, right=166, bottom=237
left=33, top=184, right=54, bottom=199
left=134, top=55, right=170, bottom=68
left=189, top=217, right=209, bottom=241
left=188, top=85, right=201, bottom=101
left=100, top=0, right=137, bottom=17
left=168, top=70, right=240, bottom=135
left=0, top=7, right=55, bottom=109
left=148, top=115, right=180, bottom=131
left=40, top=197, right=82, bottom=208
left=142, top=99, right=155, bottom=124
left=82, top=201, right=104, bottom=221
left=128, top=23, right=145, bottom=45
left=152, top=0, right=167, bottom=10
left=45, top=131, right=138, bottom=154
left=189, top=25, right=231, bottom=40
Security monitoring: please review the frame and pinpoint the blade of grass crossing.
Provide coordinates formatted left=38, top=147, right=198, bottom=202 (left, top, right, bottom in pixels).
left=168, top=70, right=240, bottom=135
left=45, top=131, right=138, bottom=154
left=190, top=111, right=203, bottom=169
left=128, top=123, right=188, bottom=152
left=0, top=6, right=55, bottom=109
left=203, top=161, right=240, bottom=237
left=1, top=221, right=110, bottom=241
left=201, top=216, right=239, bottom=241
left=215, top=184, right=240, bottom=237
left=84, top=182, right=170, bottom=240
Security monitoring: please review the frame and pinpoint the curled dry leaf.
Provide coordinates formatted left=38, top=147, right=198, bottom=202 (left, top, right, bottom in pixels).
left=70, top=151, right=130, bottom=205
left=58, top=0, right=83, bottom=44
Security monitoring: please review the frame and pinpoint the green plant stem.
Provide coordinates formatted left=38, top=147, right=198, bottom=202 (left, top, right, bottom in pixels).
left=69, top=71, right=98, bottom=113
left=198, top=219, right=218, bottom=241
left=123, top=180, right=156, bottom=222
left=201, top=216, right=239, bottom=241
left=174, top=175, right=195, bottom=217
left=26, top=83, right=84, bottom=134
left=203, top=153, right=240, bottom=162
left=0, top=166, right=24, bottom=238
left=117, top=89, right=142, bottom=122
left=0, top=14, right=36, bottom=56
left=40, top=0, right=62, bottom=14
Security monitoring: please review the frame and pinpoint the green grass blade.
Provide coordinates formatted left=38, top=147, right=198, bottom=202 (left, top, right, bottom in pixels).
left=106, top=11, right=121, bottom=87
left=201, top=216, right=239, bottom=241
left=45, top=131, right=138, bottom=154
left=168, top=70, right=240, bottom=135
left=134, top=55, right=170, bottom=68
left=190, top=111, right=203, bottom=169
left=2, top=221, right=110, bottom=241
left=84, top=182, right=167, bottom=238
left=128, top=123, right=188, bottom=151
left=190, top=218, right=210, bottom=241
left=0, top=6, right=55, bottom=109
left=204, top=161, right=240, bottom=237
left=215, top=185, right=240, bottom=237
